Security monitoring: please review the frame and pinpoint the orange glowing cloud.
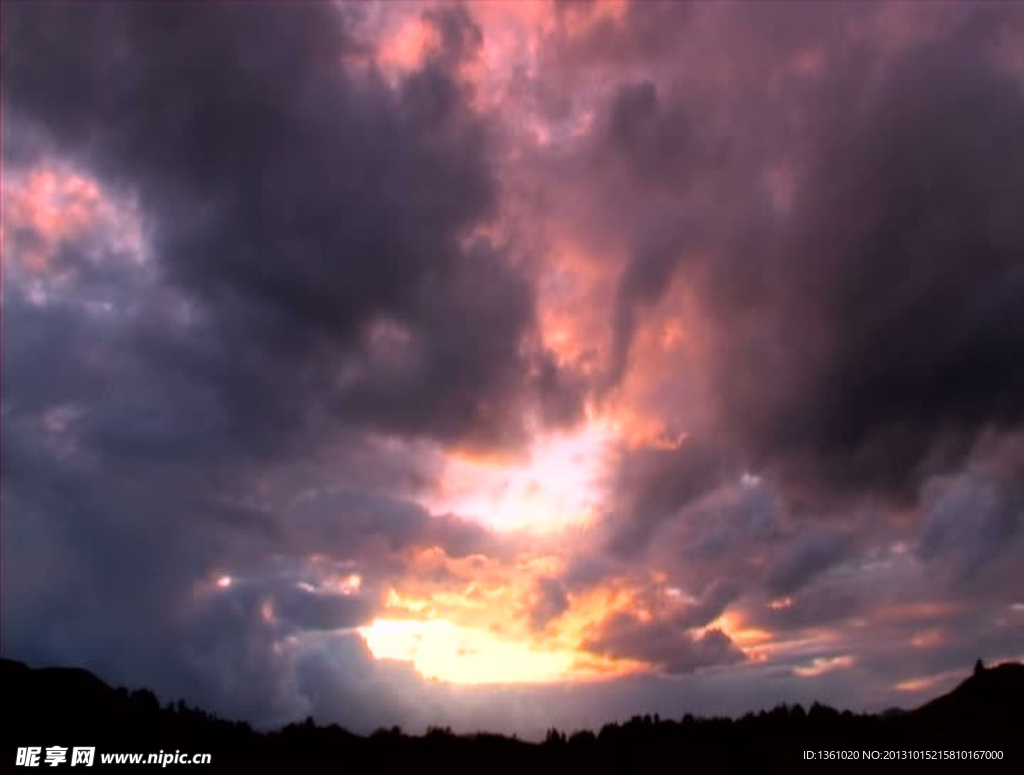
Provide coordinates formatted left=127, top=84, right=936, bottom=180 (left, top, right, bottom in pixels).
left=709, top=611, right=774, bottom=651
left=359, top=616, right=645, bottom=685
left=2, top=168, right=101, bottom=273
left=877, top=601, right=965, bottom=625
left=361, top=545, right=658, bottom=685
left=381, top=548, right=564, bottom=634
left=893, top=667, right=965, bottom=694
left=535, top=239, right=621, bottom=373
left=2, top=165, right=149, bottom=303
left=377, top=13, right=443, bottom=75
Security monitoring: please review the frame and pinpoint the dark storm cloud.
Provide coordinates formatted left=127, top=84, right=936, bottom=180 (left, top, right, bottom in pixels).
left=422, top=4, right=484, bottom=66
left=4, top=0, right=1024, bottom=736
left=758, top=584, right=865, bottom=632
left=654, top=483, right=858, bottom=608
left=915, top=432, right=1024, bottom=584
left=528, top=577, right=570, bottom=631
left=268, top=585, right=373, bottom=632
left=0, top=0, right=554, bottom=729
left=595, top=77, right=730, bottom=392
left=675, top=579, right=742, bottom=630
left=604, top=212, right=692, bottom=392
left=531, top=352, right=588, bottom=429
left=766, top=531, right=852, bottom=597
left=606, top=81, right=691, bottom=187
left=577, top=5, right=1024, bottom=569
left=705, top=16, right=1024, bottom=503
left=0, top=266, right=504, bottom=721
left=600, top=78, right=732, bottom=195
left=604, top=438, right=733, bottom=556
left=289, top=632, right=435, bottom=734
left=579, top=579, right=743, bottom=673
left=584, top=616, right=744, bottom=675
left=286, top=487, right=497, bottom=563
left=2, top=0, right=575, bottom=456
left=1, top=422, right=293, bottom=723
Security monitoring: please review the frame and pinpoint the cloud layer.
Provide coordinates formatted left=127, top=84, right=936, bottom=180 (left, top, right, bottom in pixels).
left=3, top=0, right=1023, bottom=736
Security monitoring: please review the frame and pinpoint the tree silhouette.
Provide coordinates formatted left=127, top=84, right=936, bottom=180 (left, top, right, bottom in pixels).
left=4, top=657, right=1022, bottom=773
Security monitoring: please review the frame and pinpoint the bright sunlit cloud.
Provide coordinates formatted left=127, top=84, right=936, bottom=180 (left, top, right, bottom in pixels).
left=360, top=618, right=579, bottom=684
left=425, top=416, right=617, bottom=532
left=792, top=655, right=855, bottom=678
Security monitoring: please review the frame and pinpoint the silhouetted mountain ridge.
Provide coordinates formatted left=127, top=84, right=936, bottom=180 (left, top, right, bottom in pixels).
left=915, top=662, right=1024, bottom=730
left=3, top=658, right=1020, bottom=771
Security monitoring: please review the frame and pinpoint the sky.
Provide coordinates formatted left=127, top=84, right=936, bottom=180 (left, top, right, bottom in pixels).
left=2, top=0, right=1023, bottom=739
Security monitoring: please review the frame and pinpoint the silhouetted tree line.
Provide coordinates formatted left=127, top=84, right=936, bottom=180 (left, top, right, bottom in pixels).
left=4, top=659, right=1021, bottom=772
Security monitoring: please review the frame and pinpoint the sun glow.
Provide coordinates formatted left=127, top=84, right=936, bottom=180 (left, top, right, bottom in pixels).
left=427, top=416, right=616, bottom=532
left=359, top=618, right=578, bottom=684
left=361, top=572, right=654, bottom=685
left=359, top=616, right=647, bottom=685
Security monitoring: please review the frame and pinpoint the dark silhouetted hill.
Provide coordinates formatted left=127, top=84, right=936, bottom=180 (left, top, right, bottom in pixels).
left=2, top=658, right=1020, bottom=772
left=913, top=661, right=1024, bottom=730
